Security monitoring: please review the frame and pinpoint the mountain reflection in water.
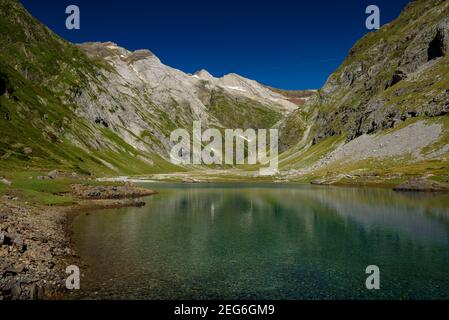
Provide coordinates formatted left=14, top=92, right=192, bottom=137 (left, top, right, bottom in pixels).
left=72, top=184, right=449, bottom=300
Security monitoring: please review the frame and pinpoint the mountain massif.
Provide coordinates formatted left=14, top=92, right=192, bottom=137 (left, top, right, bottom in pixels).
left=0, top=0, right=311, bottom=177
left=1, top=0, right=449, bottom=188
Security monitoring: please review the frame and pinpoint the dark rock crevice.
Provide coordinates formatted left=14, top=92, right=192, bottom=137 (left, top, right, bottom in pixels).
left=386, top=70, right=407, bottom=89
left=428, top=21, right=449, bottom=61
left=0, top=73, right=10, bottom=96
left=94, top=116, right=109, bottom=128
left=428, top=33, right=445, bottom=60
left=0, top=78, right=6, bottom=96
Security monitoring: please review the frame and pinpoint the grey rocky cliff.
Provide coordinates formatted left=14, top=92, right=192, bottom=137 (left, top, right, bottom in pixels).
left=73, top=42, right=300, bottom=162
left=281, top=0, right=449, bottom=148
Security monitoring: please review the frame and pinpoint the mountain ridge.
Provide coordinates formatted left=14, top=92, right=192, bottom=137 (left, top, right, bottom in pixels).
left=1, top=0, right=448, bottom=189
left=0, top=0, right=309, bottom=177
left=277, top=0, right=449, bottom=186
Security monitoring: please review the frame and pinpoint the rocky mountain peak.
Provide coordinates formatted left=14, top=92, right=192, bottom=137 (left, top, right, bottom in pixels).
left=126, top=49, right=156, bottom=64
left=193, top=69, right=215, bottom=81
left=79, top=42, right=159, bottom=65
left=0, top=0, right=323, bottom=175
left=79, top=42, right=129, bottom=59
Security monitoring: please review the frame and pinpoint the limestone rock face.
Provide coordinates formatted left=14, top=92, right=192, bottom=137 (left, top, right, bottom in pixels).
left=73, top=41, right=301, bottom=157
left=1, top=0, right=313, bottom=175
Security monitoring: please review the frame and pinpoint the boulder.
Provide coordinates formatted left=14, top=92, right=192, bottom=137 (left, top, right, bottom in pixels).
left=87, top=190, right=102, bottom=198
left=14, top=264, right=26, bottom=274
left=181, top=178, right=201, bottom=184
left=30, top=284, right=44, bottom=300
left=0, top=178, right=11, bottom=186
left=3, top=266, right=18, bottom=276
left=0, top=231, right=13, bottom=246
left=1, top=279, right=17, bottom=293
left=47, top=170, right=59, bottom=180
left=13, top=234, right=27, bottom=253
left=11, top=282, right=22, bottom=300
left=386, top=70, right=406, bottom=89
left=1, top=279, right=22, bottom=299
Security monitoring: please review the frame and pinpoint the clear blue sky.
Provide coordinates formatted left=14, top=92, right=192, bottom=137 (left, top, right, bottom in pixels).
left=20, top=0, right=410, bottom=90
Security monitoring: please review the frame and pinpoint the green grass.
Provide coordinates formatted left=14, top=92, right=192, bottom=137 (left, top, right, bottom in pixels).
left=0, top=171, right=75, bottom=205
left=19, top=189, right=75, bottom=206
left=208, top=90, right=282, bottom=129
left=0, top=0, right=186, bottom=178
left=0, top=170, right=135, bottom=206
left=279, top=136, right=344, bottom=170
left=279, top=0, right=449, bottom=150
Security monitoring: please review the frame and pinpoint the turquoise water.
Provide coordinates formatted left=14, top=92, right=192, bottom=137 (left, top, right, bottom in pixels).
left=71, top=184, right=449, bottom=300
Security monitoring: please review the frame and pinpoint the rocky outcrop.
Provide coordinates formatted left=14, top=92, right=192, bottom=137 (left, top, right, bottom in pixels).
left=394, top=178, right=449, bottom=192
left=0, top=0, right=304, bottom=175
left=282, top=0, right=449, bottom=147
left=70, top=184, right=157, bottom=200
left=428, top=20, right=449, bottom=60
left=75, top=41, right=300, bottom=157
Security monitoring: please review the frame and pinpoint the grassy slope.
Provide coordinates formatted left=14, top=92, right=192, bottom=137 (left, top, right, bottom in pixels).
left=0, top=0, right=183, bottom=178
left=316, top=0, right=449, bottom=136
left=0, top=0, right=295, bottom=182
left=208, top=90, right=283, bottom=130
left=277, top=116, right=449, bottom=186
left=276, top=0, right=449, bottom=185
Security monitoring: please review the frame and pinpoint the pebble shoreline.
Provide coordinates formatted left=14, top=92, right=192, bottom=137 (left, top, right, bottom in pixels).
left=0, top=184, right=156, bottom=300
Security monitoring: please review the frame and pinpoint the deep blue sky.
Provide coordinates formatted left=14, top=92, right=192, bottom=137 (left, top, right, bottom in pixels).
left=20, top=0, right=410, bottom=90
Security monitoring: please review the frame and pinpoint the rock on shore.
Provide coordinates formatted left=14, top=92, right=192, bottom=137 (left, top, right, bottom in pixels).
left=70, top=184, right=157, bottom=200
left=0, top=183, right=157, bottom=300
left=393, top=178, right=449, bottom=192
left=0, top=202, right=72, bottom=300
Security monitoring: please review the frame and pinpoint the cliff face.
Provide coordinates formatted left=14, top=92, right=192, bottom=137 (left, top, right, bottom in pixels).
left=283, top=0, right=449, bottom=146
left=0, top=0, right=304, bottom=176
left=278, top=0, right=449, bottom=184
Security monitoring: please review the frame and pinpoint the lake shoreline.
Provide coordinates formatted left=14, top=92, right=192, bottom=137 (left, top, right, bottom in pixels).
left=2, top=175, right=448, bottom=300
left=0, top=183, right=157, bottom=300
left=98, top=171, right=449, bottom=192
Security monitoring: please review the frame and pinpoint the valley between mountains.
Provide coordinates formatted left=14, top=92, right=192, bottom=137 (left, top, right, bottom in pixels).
left=1, top=0, right=449, bottom=300
left=1, top=0, right=448, bottom=191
